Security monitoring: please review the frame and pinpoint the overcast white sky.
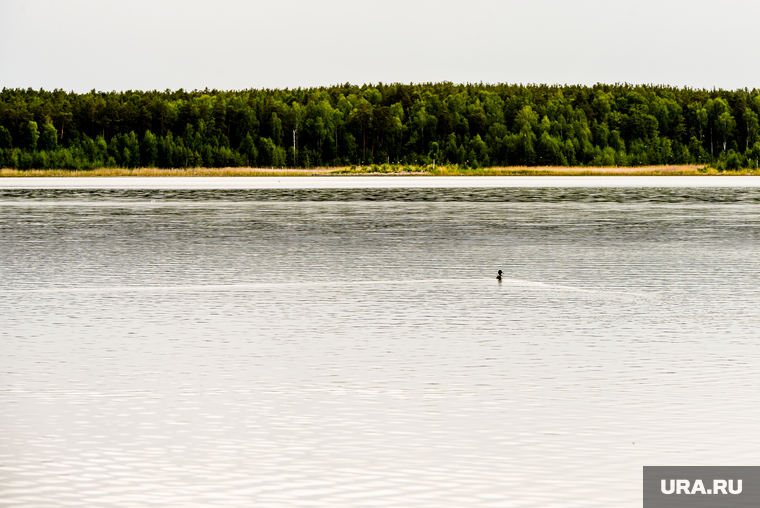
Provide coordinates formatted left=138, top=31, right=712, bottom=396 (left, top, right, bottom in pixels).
left=1, top=0, right=758, bottom=92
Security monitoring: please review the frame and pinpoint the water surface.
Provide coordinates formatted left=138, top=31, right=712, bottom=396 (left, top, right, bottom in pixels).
left=2, top=188, right=759, bottom=507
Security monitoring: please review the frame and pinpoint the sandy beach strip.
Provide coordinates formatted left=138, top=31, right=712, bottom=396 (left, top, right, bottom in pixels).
left=1, top=175, right=760, bottom=189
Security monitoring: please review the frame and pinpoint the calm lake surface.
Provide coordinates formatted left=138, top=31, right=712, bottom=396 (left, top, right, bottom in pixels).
left=2, top=179, right=760, bottom=507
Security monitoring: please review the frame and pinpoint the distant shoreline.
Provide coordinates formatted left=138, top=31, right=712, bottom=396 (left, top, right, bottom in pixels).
left=3, top=164, right=759, bottom=178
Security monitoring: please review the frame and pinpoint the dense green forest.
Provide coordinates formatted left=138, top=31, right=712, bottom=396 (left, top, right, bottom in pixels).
left=1, top=83, right=760, bottom=171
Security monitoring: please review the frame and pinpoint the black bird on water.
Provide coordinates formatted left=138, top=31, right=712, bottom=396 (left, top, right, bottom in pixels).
left=496, top=270, right=503, bottom=281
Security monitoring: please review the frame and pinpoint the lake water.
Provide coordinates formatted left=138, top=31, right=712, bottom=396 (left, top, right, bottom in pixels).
left=2, top=179, right=760, bottom=507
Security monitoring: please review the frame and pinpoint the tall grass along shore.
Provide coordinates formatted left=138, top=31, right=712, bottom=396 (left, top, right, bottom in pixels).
left=4, top=164, right=757, bottom=178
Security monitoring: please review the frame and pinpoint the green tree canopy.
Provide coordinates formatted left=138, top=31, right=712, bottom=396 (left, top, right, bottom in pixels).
left=1, top=83, right=759, bottom=170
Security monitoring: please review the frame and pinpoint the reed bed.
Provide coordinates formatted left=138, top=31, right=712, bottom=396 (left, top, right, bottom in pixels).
left=3, top=164, right=760, bottom=177
left=0, top=167, right=333, bottom=177
left=333, top=164, right=738, bottom=176
left=430, top=165, right=711, bottom=176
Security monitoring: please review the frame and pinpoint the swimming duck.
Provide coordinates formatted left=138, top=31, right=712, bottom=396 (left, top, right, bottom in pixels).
left=496, top=270, right=503, bottom=281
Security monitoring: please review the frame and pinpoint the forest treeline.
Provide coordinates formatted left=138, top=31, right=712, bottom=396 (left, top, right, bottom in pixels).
left=1, top=83, right=760, bottom=171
